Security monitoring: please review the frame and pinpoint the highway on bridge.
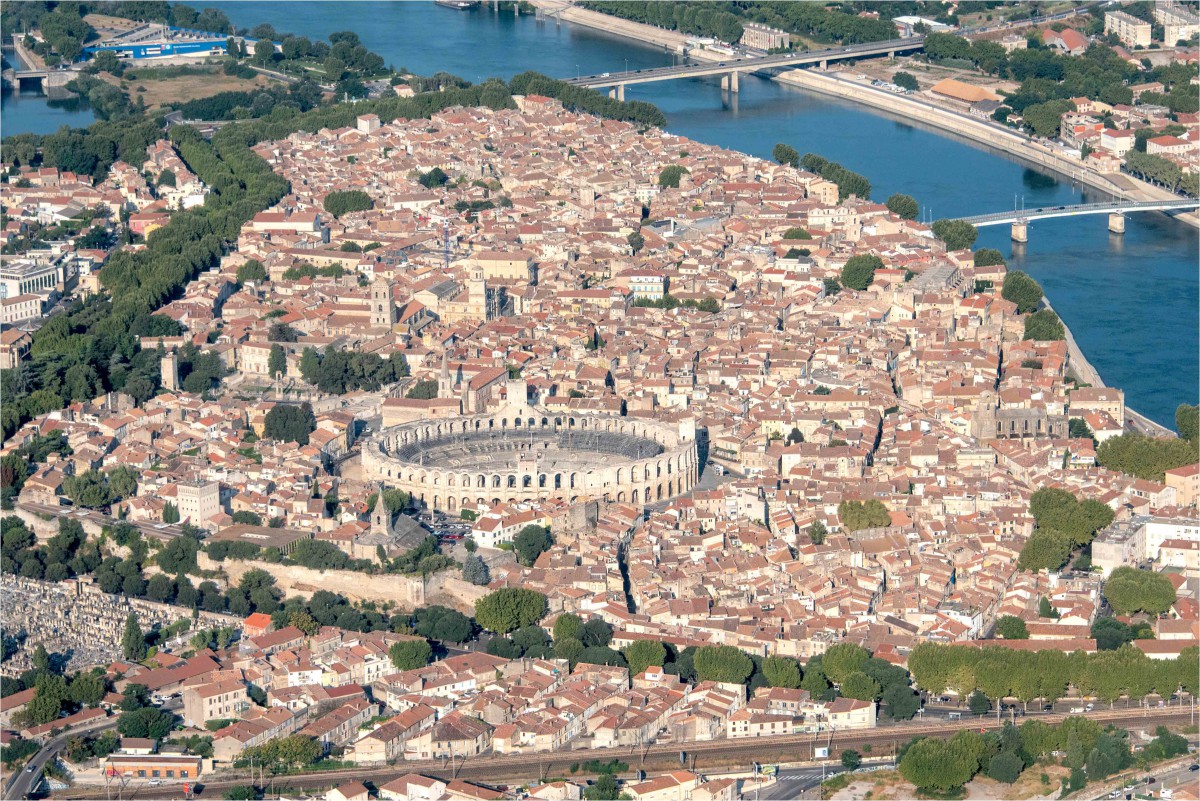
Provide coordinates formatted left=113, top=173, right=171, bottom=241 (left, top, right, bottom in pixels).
left=568, top=37, right=924, bottom=89
left=958, top=199, right=1200, bottom=227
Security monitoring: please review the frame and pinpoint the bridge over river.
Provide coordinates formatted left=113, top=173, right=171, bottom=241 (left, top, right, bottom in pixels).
left=957, top=199, right=1200, bottom=241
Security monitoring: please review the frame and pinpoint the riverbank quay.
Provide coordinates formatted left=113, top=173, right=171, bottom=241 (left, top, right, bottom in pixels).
left=532, top=0, right=689, bottom=52
left=775, top=69, right=1200, bottom=228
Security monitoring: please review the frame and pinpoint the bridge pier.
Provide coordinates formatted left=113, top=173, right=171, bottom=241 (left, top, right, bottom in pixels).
left=1011, top=220, right=1028, bottom=243
left=608, top=84, right=625, bottom=101
left=819, top=59, right=827, bottom=70
left=1108, top=212, right=1125, bottom=235
left=720, top=72, right=739, bottom=93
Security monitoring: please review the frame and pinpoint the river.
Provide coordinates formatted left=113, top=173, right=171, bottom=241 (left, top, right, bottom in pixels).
left=4, top=2, right=1196, bottom=426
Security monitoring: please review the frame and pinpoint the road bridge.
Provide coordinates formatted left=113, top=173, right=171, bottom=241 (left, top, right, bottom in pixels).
left=956, top=199, right=1200, bottom=241
left=567, top=37, right=924, bottom=99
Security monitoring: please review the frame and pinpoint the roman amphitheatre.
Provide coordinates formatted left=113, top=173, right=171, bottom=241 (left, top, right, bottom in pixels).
left=362, top=401, right=699, bottom=512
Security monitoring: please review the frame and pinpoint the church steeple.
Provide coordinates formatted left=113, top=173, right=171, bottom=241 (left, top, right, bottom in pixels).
left=438, top=350, right=454, bottom=399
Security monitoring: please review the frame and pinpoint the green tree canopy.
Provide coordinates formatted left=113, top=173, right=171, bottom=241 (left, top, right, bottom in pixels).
left=1175, top=404, right=1198, bottom=442
left=998, top=272, right=1046, bottom=316
left=657, top=164, right=689, bottom=188
left=1096, top=433, right=1198, bottom=481
left=388, top=638, right=433, bottom=670
left=892, top=71, right=919, bottom=91
left=822, top=642, right=870, bottom=684
left=995, top=615, right=1030, bottom=640
left=694, top=645, right=753, bottom=684
left=973, top=248, right=1005, bottom=267
left=1018, top=529, right=1072, bottom=573
left=931, top=219, right=978, bottom=251
left=885, top=192, right=919, bottom=220
left=772, top=142, right=799, bottom=167
left=263, top=402, right=315, bottom=445
left=474, top=588, right=548, bottom=634
left=1023, top=308, right=1065, bottom=341
left=840, top=254, right=883, bottom=291
left=514, top=524, right=552, bottom=566
left=837, top=500, right=891, bottom=532
left=761, top=656, right=803, bottom=689
left=1102, top=566, right=1176, bottom=616
left=622, top=640, right=667, bottom=676
left=322, top=189, right=373, bottom=218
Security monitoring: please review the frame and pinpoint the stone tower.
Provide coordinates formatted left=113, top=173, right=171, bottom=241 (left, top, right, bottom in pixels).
left=468, top=266, right=488, bottom=319
left=161, top=350, right=179, bottom=392
left=371, top=277, right=396, bottom=328
left=438, top=351, right=455, bottom=400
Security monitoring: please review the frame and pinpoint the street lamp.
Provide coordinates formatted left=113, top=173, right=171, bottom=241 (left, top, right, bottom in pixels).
left=576, top=64, right=580, bottom=80
left=625, top=58, right=629, bottom=74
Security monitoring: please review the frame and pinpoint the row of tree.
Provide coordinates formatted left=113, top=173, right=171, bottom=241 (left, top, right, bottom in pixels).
left=908, top=641, right=1198, bottom=709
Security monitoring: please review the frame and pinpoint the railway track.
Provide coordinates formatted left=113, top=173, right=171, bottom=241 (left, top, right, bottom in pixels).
left=55, top=708, right=1194, bottom=799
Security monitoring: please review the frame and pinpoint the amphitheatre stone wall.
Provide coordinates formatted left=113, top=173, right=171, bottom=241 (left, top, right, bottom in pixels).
left=362, top=407, right=699, bottom=511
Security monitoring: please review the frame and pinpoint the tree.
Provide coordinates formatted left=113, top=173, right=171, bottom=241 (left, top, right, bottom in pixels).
left=1022, top=99, right=1074, bottom=137
left=117, top=707, right=175, bottom=739
left=996, top=616, right=1030, bottom=640
left=121, top=614, right=146, bottom=661
left=322, top=190, right=373, bottom=218
left=68, top=671, right=107, bottom=707
left=288, top=611, right=319, bottom=636
left=840, top=254, right=882, bottom=291
left=1024, top=309, right=1065, bottom=341
left=988, top=750, right=1023, bottom=784
left=1003, top=267, right=1041, bottom=311
left=841, top=671, right=881, bottom=701
left=885, top=192, right=919, bottom=220
left=461, top=554, right=490, bottom=586
left=263, top=403, right=315, bottom=445
left=580, top=618, right=613, bottom=648
left=968, top=690, right=992, bottom=716
left=838, top=500, right=891, bottom=532
left=553, top=613, right=583, bottom=643
left=1018, top=530, right=1072, bottom=573
left=657, top=164, right=689, bottom=188
left=1102, top=567, right=1176, bottom=616
left=1069, top=418, right=1095, bottom=441
left=268, top=345, right=286, bottom=378
left=772, top=143, right=799, bottom=167
left=236, top=260, right=267, bottom=284
left=514, top=524, right=552, bottom=566
left=782, top=227, right=811, bottom=240
left=381, top=489, right=409, bottom=514
left=474, top=588, right=547, bottom=634
left=626, top=231, right=644, bottom=253
left=841, top=749, right=863, bottom=770
left=146, top=574, right=175, bottom=603
left=623, top=640, right=667, bottom=676
left=898, top=733, right=981, bottom=794
left=584, top=774, right=620, bottom=801
left=1176, top=404, right=1198, bottom=441
left=694, top=645, right=753, bottom=684
left=761, top=656, right=802, bottom=689
left=388, top=639, right=433, bottom=670
left=406, top=380, right=439, bottom=399
left=973, top=248, right=1005, bottom=267
left=931, top=219, right=978, bottom=251
left=892, top=71, right=919, bottom=91
left=1096, top=433, right=1199, bottom=481
left=821, top=643, right=870, bottom=684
